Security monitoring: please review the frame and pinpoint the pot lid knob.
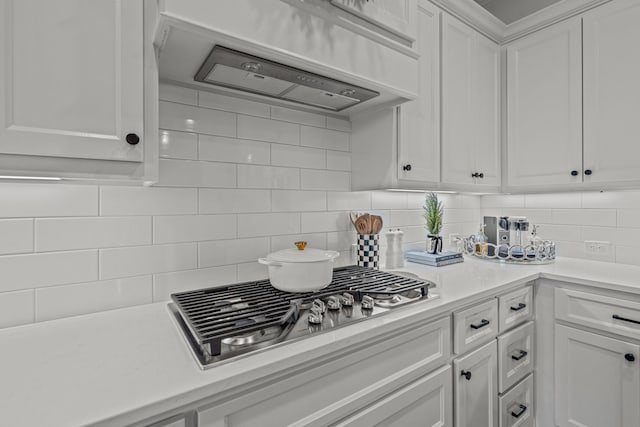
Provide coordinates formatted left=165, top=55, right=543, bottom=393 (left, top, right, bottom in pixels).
left=294, top=241, right=307, bottom=251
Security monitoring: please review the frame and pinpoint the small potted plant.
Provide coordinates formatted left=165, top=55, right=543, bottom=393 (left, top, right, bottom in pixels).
left=424, top=192, right=443, bottom=254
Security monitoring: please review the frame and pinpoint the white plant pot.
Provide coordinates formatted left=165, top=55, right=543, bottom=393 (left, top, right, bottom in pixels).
left=258, top=247, right=340, bottom=292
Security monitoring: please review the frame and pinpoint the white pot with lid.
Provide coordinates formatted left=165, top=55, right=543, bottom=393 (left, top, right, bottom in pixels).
left=258, top=242, right=340, bottom=292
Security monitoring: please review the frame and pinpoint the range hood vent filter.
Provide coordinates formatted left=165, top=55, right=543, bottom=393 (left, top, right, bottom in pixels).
left=194, top=46, right=379, bottom=112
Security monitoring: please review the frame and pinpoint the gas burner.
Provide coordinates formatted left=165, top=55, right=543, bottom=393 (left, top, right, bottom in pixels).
left=170, top=265, right=438, bottom=368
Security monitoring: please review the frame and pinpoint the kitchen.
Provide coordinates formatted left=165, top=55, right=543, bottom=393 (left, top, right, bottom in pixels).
left=0, top=0, right=639, bottom=426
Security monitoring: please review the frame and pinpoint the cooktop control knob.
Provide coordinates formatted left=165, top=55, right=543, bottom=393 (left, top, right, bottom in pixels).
left=327, top=295, right=341, bottom=310
left=308, top=306, right=324, bottom=325
left=361, top=295, right=375, bottom=310
left=340, top=293, right=355, bottom=307
left=312, top=299, right=326, bottom=314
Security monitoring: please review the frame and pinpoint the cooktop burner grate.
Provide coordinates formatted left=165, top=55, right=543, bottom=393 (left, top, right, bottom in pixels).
left=171, top=265, right=433, bottom=364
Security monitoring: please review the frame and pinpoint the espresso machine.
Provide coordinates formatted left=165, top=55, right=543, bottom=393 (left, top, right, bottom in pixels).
left=483, top=216, right=529, bottom=257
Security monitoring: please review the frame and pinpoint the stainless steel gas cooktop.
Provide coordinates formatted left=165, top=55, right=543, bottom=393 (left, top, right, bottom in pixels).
left=169, top=265, right=438, bottom=369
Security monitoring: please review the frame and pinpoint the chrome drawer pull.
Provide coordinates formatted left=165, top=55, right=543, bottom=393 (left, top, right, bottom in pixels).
left=612, top=314, right=640, bottom=325
left=510, top=302, right=526, bottom=311
left=511, top=404, right=527, bottom=418
left=511, top=350, right=528, bottom=361
left=470, top=319, right=490, bottom=330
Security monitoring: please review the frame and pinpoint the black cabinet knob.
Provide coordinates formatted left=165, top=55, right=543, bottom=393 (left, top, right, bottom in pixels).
left=625, top=353, right=635, bottom=362
left=402, top=164, right=412, bottom=172
left=584, top=169, right=593, bottom=176
left=126, top=133, right=140, bottom=145
left=471, top=172, right=484, bottom=178
left=461, top=370, right=472, bottom=380
left=571, top=170, right=579, bottom=176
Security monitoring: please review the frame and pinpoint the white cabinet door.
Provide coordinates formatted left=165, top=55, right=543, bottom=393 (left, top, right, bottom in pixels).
left=334, top=365, right=452, bottom=427
left=397, top=0, right=440, bottom=184
left=453, top=340, right=498, bottom=427
left=505, top=17, right=582, bottom=189
left=555, top=325, right=640, bottom=427
left=441, top=14, right=500, bottom=188
left=330, top=0, right=417, bottom=42
left=583, top=0, right=640, bottom=184
left=0, top=0, right=144, bottom=162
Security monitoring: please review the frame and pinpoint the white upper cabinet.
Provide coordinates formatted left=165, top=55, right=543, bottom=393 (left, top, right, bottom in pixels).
left=0, top=0, right=143, bottom=163
left=397, top=0, right=440, bottom=184
left=505, top=18, right=582, bottom=189
left=330, top=0, right=417, bottom=43
left=583, top=0, right=640, bottom=185
left=441, top=14, right=500, bottom=188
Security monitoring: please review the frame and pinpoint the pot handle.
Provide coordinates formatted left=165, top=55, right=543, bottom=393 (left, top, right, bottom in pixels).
left=258, top=258, right=283, bottom=267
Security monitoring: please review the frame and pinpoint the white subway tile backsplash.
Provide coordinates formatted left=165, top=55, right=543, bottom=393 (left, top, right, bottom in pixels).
left=326, top=150, right=351, bottom=171
left=0, top=250, right=98, bottom=292
left=237, top=262, right=269, bottom=282
left=159, top=84, right=198, bottom=105
left=300, top=170, right=350, bottom=191
left=551, top=209, right=617, bottom=227
left=387, top=210, right=423, bottom=227
left=615, top=246, right=640, bottom=267
left=0, top=183, right=98, bottom=218
left=199, top=237, right=270, bottom=267
left=327, top=191, right=371, bottom=211
left=100, top=187, right=197, bottom=216
left=301, top=212, right=351, bottom=233
left=153, top=215, right=237, bottom=244
left=525, top=193, right=581, bottom=209
left=272, top=144, right=326, bottom=169
left=270, top=106, right=326, bottom=127
left=199, top=189, right=271, bottom=214
left=238, top=213, right=300, bottom=238
left=100, top=244, right=197, bottom=280
left=36, top=217, right=151, bottom=252
left=159, top=130, right=198, bottom=160
left=539, top=224, right=582, bottom=242
left=157, top=159, right=236, bottom=188
left=153, top=266, right=237, bottom=301
left=272, top=190, right=326, bottom=212
left=35, top=276, right=152, bottom=322
left=301, top=126, right=350, bottom=151
left=198, top=91, right=270, bottom=118
left=271, top=233, right=327, bottom=251
left=0, top=290, right=34, bottom=328
left=617, top=210, right=640, bottom=228
left=327, top=231, right=355, bottom=252
left=238, top=115, right=300, bottom=145
left=159, top=101, right=236, bottom=137
left=371, top=191, right=408, bottom=210
left=0, top=219, right=33, bottom=255
left=326, top=117, right=351, bottom=132
left=237, top=165, right=300, bottom=189
left=199, top=135, right=271, bottom=165
left=482, top=195, right=525, bottom=208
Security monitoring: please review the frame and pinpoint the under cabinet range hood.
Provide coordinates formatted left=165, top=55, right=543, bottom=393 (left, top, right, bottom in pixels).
left=194, top=46, right=379, bottom=112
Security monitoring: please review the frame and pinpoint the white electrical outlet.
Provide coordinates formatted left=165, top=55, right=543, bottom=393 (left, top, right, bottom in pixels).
left=584, top=240, right=612, bottom=256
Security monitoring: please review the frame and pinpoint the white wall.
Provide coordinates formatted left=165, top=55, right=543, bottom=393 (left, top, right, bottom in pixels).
left=482, top=191, right=640, bottom=265
left=0, top=84, right=479, bottom=330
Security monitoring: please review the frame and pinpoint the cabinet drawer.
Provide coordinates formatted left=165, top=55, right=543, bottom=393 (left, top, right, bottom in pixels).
left=198, top=317, right=451, bottom=427
left=454, top=299, right=499, bottom=354
left=497, top=321, right=534, bottom=393
left=555, top=287, right=640, bottom=340
left=498, top=287, right=533, bottom=332
left=499, top=374, right=533, bottom=427
left=333, top=365, right=452, bottom=427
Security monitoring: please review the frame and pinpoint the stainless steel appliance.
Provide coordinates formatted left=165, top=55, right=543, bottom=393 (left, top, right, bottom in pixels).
left=484, top=216, right=511, bottom=256
left=169, top=265, right=438, bottom=369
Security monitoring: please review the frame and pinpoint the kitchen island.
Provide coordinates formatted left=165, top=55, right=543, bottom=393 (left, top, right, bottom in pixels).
left=2, top=256, right=639, bottom=426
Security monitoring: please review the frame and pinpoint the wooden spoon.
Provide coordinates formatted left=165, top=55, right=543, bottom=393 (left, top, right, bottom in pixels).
left=349, top=211, right=359, bottom=227
left=371, top=215, right=383, bottom=234
left=355, top=214, right=370, bottom=234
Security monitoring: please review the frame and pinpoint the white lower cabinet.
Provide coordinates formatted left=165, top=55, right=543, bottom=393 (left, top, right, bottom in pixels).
left=555, top=324, right=640, bottom=427
left=334, top=365, right=452, bottom=427
left=498, top=374, right=533, bottom=427
left=497, top=322, right=534, bottom=393
left=453, top=340, right=498, bottom=427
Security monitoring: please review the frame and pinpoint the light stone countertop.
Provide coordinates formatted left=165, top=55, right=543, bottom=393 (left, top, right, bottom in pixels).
left=1, top=256, right=639, bottom=427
